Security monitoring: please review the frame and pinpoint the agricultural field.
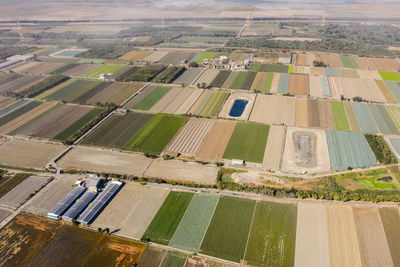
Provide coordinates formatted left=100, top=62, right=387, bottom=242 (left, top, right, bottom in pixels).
left=218, top=92, right=255, bottom=121
left=229, top=71, right=256, bottom=90
left=288, top=74, right=309, bottom=95
left=162, top=88, right=197, bottom=114
left=250, top=72, right=273, bottom=92
left=196, top=69, right=219, bottom=88
left=169, top=194, right=219, bottom=253
left=277, top=73, right=290, bottom=94
left=0, top=100, right=41, bottom=129
left=343, top=102, right=361, bottom=132
left=368, top=104, right=399, bottom=135
left=82, top=112, right=153, bottom=148
left=379, top=71, right=400, bottom=81
left=186, top=90, right=212, bottom=114
left=295, top=98, right=307, bottom=127
left=385, top=81, right=400, bottom=103
left=293, top=66, right=310, bottom=75
left=164, top=118, right=215, bottom=157
left=159, top=52, right=196, bottom=65
left=316, top=54, right=342, bottom=67
left=359, top=57, right=400, bottom=71
left=324, top=67, right=339, bottom=77
left=0, top=173, right=30, bottom=199
left=309, top=76, right=323, bottom=97
left=44, top=79, right=100, bottom=102
left=262, top=125, right=286, bottom=171
left=143, top=51, right=169, bottom=63
left=352, top=103, right=379, bottom=134
left=221, top=71, right=239, bottom=89
left=142, top=191, right=194, bottom=245
left=338, top=68, right=360, bottom=78
left=160, top=251, right=187, bottom=267
left=123, top=114, right=187, bottom=154
left=195, top=52, right=217, bottom=64
left=137, top=246, right=167, bottom=267
left=223, top=122, right=270, bottom=163
left=199, top=196, right=256, bottom=263
left=244, top=201, right=297, bottom=267
left=209, top=70, right=231, bottom=88
left=199, top=91, right=229, bottom=117
left=0, top=75, right=43, bottom=95
left=340, top=78, right=387, bottom=103
left=250, top=63, right=289, bottom=73
left=148, top=87, right=184, bottom=113
left=331, top=101, right=350, bottom=131
left=61, top=63, right=102, bottom=77
left=120, top=50, right=153, bottom=61
left=84, top=64, right=125, bottom=79
left=124, top=85, right=157, bottom=109
left=132, top=86, right=171, bottom=111
left=339, top=55, right=360, bottom=68
left=379, top=207, right=400, bottom=267
left=375, top=80, right=397, bottom=103
left=173, top=68, right=203, bottom=86
left=0, top=139, right=65, bottom=168
left=326, top=130, right=377, bottom=171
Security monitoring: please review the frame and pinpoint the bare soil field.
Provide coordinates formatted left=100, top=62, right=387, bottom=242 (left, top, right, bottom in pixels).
left=11, top=61, right=41, bottom=73
left=118, top=187, right=169, bottom=240
left=289, top=74, right=309, bottom=95
left=0, top=176, right=50, bottom=209
left=316, top=54, right=342, bottom=67
left=281, top=127, right=330, bottom=174
left=338, top=68, right=360, bottom=78
left=376, top=80, right=397, bottom=103
left=0, top=102, right=58, bottom=135
left=250, top=72, right=267, bottom=91
left=86, top=82, right=125, bottom=104
left=249, top=94, right=296, bottom=126
left=295, top=98, right=308, bottom=127
left=0, top=208, right=11, bottom=223
left=187, top=90, right=213, bottom=115
left=62, top=64, right=102, bottom=77
left=310, top=67, right=325, bottom=76
left=149, top=87, right=183, bottom=113
left=269, top=73, right=280, bottom=93
left=24, top=175, right=76, bottom=216
left=175, top=88, right=203, bottom=114
left=143, top=51, right=168, bottom=62
left=197, top=69, right=220, bottom=88
left=219, top=92, right=256, bottom=121
left=144, top=159, right=218, bottom=185
left=309, top=76, right=323, bottom=98
left=352, top=207, right=393, bottom=267
left=357, top=70, right=382, bottom=80
left=196, top=120, right=236, bottom=162
left=0, top=139, right=65, bottom=168
left=317, top=99, right=336, bottom=129
left=328, top=77, right=344, bottom=98
left=262, top=125, right=286, bottom=171
left=340, top=78, right=386, bottom=103
left=343, top=102, right=362, bottom=132
left=295, top=203, right=329, bottom=267
left=358, top=57, right=400, bottom=71
left=120, top=51, right=153, bottom=61
left=295, top=53, right=315, bottom=66
left=58, top=146, right=152, bottom=176
left=107, top=82, right=143, bottom=105
left=124, top=85, right=156, bottom=109
left=326, top=206, right=361, bottom=267
left=293, top=66, right=310, bottom=75
left=165, top=118, right=216, bottom=157
left=29, top=62, right=63, bottom=74
left=162, top=88, right=195, bottom=114
left=16, top=104, right=93, bottom=139
left=173, top=68, right=204, bottom=86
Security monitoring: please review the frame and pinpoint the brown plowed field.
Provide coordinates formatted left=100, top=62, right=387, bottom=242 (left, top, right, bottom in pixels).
left=120, top=50, right=153, bottom=61
left=340, top=78, right=386, bottom=103
left=358, top=57, right=400, bottom=71
left=149, top=87, right=182, bottom=113
left=296, top=53, right=315, bottom=66
left=86, top=82, right=125, bottom=104
left=28, top=62, right=63, bottom=74
left=269, top=73, right=280, bottom=93
left=338, top=68, right=360, bottom=78
left=357, top=70, right=381, bottom=80
left=309, top=76, right=323, bottom=97
left=250, top=72, right=268, bottom=91
left=196, top=69, right=219, bottom=88
left=307, top=99, right=319, bottom=128
left=328, top=77, right=343, bottom=98
left=174, top=88, right=203, bottom=114
left=326, top=206, right=362, bottom=267
left=197, top=120, right=236, bottom=162
left=16, top=104, right=92, bottom=139
left=317, top=99, right=336, bottom=129
left=295, top=203, right=329, bottom=267
left=343, top=102, right=361, bottom=132
left=165, top=118, right=216, bottom=157
left=0, top=139, right=65, bottom=168
left=295, top=98, right=308, bottom=127
left=262, top=125, right=286, bottom=171
left=316, top=54, right=342, bottom=67
left=162, top=88, right=194, bottom=114
left=376, top=80, right=397, bottom=103
left=310, top=67, right=325, bottom=76
left=249, top=94, right=296, bottom=126
left=0, top=102, right=58, bottom=135
left=293, top=66, right=310, bottom=75
left=107, top=82, right=143, bottom=105
left=289, top=74, right=309, bottom=95
left=12, top=61, right=40, bottom=73
left=352, top=207, right=394, bottom=267
left=62, top=64, right=102, bottom=77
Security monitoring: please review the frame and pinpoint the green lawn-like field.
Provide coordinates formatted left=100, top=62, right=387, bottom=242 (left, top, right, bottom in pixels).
left=230, top=71, right=257, bottom=90
left=142, top=191, right=194, bottom=245
left=356, top=176, right=398, bottom=190
left=199, top=196, right=256, bottom=263
left=244, top=201, right=297, bottom=267
left=223, top=122, right=270, bottom=163
left=160, top=251, right=187, bottom=267
left=288, top=65, right=293, bottom=73
left=195, top=52, right=217, bottom=64
left=123, top=114, right=187, bottom=154
left=133, top=86, right=171, bottom=111
left=263, top=72, right=274, bottom=92
left=331, top=101, right=350, bottom=131
left=199, top=91, right=229, bottom=117
left=84, top=64, right=125, bottom=79
left=169, top=194, right=219, bottom=253
left=44, top=80, right=95, bottom=101
left=379, top=71, right=400, bottom=81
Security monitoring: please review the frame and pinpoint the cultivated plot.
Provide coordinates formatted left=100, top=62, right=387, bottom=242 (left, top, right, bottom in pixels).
left=289, top=73, right=309, bottom=95
left=352, top=103, right=379, bottom=134
left=173, top=68, right=203, bottom=86
left=149, top=87, right=183, bottom=113
left=132, top=86, right=171, bottom=111
left=262, top=125, right=286, bottom=171
left=84, top=64, right=125, bottom=79
left=218, top=92, right=255, bottom=121
left=368, top=104, right=399, bottom=135
left=162, top=87, right=196, bottom=114
left=331, top=101, right=350, bottom=131
left=379, top=207, right=400, bottom=267
left=199, top=91, right=229, bottom=117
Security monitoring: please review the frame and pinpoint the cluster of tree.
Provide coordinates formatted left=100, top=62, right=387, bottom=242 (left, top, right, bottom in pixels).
left=18, top=75, right=69, bottom=98
left=123, top=64, right=166, bottom=82
left=153, top=66, right=185, bottom=84
left=313, top=60, right=326, bottom=67
left=365, top=134, right=398, bottom=164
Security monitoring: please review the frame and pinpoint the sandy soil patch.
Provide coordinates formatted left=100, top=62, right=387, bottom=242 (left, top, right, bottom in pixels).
left=162, top=87, right=195, bottom=114
left=326, top=205, right=361, bottom=267
left=262, top=125, right=286, bottom=171
left=249, top=94, right=296, bottom=126
left=120, top=51, right=153, bottom=61
left=149, top=87, right=182, bottom=113
left=0, top=139, right=65, bottom=168
left=353, top=207, right=394, bottom=267
left=144, top=159, right=218, bottom=185
left=174, top=88, right=203, bottom=114
left=310, top=67, right=325, bottom=76
left=219, top=92, right=255, bottom=121
left=57, top=146, right=152, bottom=176
left=164, top=118, right=216, bottom=157
left=358, top=57, right=400, bottom=71
left=269, top=73, right=280, bottom=93
left=295, top=203, right=329, bottom=267
left=196, top=69, right=220, bottom=88
left=340, top=77, right=386, bottom=103
left=117, top=187, right=169, bottom=240
left=250, top=72, right=268, bottom=91
left=317, top=99, right=336, bottom=129
left=357, top=69, right=381, bottom=80
left=296, top=54, right=315, bottom=66
left=281, top=127, right=330, bottom=174
left=196, top=120, right=236, bottom=162
left=316, top=54, right=342, bottom=67
left=309, top=76, right=323, bottom=98
left=295, top=98, right=308, bottom=127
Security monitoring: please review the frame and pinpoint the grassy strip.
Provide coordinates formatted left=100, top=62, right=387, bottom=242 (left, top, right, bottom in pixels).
left=365, top=134, right=398, bottom=164
left=142, top=191, right=194, bottom=245
left=0, top=101, right=41, bottom=127
left=331, top=101, right=350, bottom=131
left=379, top=71, right=400, bottom=81
left=133, top=87, right=171, bottom=111
left=263, top=72, right=274, bottom=92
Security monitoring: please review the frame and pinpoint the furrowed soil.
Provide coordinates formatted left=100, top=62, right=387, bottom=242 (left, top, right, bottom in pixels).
left=378, top=207, right=400, bottom=267
left=309, top=75, right=323, bottom=98
left=262, top=125, right=286, bottom=171
left=289, top=74, right=309, bottom=95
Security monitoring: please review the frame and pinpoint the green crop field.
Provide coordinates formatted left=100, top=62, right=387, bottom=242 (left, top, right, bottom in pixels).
left=340, top=55, right=359, bottom=68
left=160, top=251, right=187, bottom=267
left=199, top=91, right=229, bottom=117
left=123, top=114, right=187, bottom=154
left=209, top=71, right=231, bottom=88
left=354, top=169, right=398, bottom=190
left=263, top=72, right=274, bottom=92
left=244, top=201, right=297, bottom=267
left=133, top=86, right=171, bottom=111
left=0, top=101, right=41, bottom=128
left=84, top=64, right=125, bottom=79
left=288, top=65, right=293, bottom=73
left=195, top=52, right=217, bottom=64
left=250, top=63, right=289, bottom=73
left=44, top=80, right=95, bottom=101
left=199, top=196, right=256, bottom=263
left=169, top=194, right=219, bottom=253
left=331, top=101, right=350, bottom=131
left=379, top=71, right=400, bottom=81
left=142, top=191, right=194, bottom=245
left=223, top=122, right=270, bottom=163
left=230, top=71, right=256, bottom=90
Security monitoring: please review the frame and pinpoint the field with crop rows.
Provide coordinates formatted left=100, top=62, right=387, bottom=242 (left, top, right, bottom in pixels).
left=368, top=104, right=399, bottom=135
left=339, top=55, right=360, bottom=68
left=44, top=79, right=99, bottom=101
left=199, top=91, right=229, bottom=117
left=352, top=103, right=379, bottom=134
left=250, top=63, right=289, bottom=73
left=386, top=105, right=400, bottom=130
left=61, top=64, right=102, bottom=77
left=173, top=68, right=203, bottom=86
left=277, top=73, right=290, bottom=94
left=250, top=94, right=296, bottom=126
left=229, top=71, right=256, bottom=90
left=331, top=101, right=350, bottom=131
left=133, top=86, right=171, bottom=111
left=84, top=64, right=124, bottom=79
left=0, top=100, right=41, bottom=128
left=379, top=207, right=400, bottom=267
left=209, top=71, right=231, bottom=88
left=289, top=74, right=309, bottom=95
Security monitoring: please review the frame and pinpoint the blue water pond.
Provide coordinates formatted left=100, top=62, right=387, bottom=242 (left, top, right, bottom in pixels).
left=229, top=99, right=248, bottom=117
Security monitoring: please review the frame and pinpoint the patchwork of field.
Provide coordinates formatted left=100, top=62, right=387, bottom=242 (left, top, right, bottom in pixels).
left=0, top=75, right=43, bottom=95
left=379, top=207, right=400, bottom=267
left=0, top=139, right=65, bottom=168
left=159, top=51, right=196, bottom=65
left=281, top=127, right=331, bottom=174
left=379, top=71, right=400, bottom=81
left=131, top=86, right=171, bottom=111
left=209, top=70, right=231, bottom=88
left=174, top=88, right=203, bottom=114
left=352, top=103, right=379, bottom=134
left=316, top=54, right=343, bottom=67
left=250, top=72, right=274, bottom=92
left=359, top=57, right=400, bottom=71
left=229, top=71, right=257, bottom=90
left=149, top=87, right=183, bottom=113
left=173, top=68, right=203, bottom=86
left=218, top=92, right=255, bottom=120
